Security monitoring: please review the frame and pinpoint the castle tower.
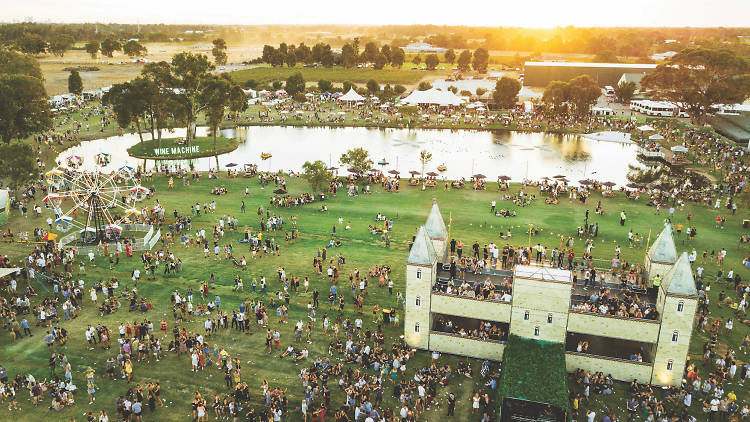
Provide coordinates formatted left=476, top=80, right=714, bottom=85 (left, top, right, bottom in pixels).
left=404, top=225, right=437, bottom=350
left=424, top=200, right=448, bottom=260
left=645, top=224, right=678, bottom=284
left=509, top=265, right=572, bottom=343
left=652, top=252, right=698, bottom=386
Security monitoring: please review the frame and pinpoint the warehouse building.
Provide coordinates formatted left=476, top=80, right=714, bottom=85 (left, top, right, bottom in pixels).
left=523, top=61, right=657, bottom=87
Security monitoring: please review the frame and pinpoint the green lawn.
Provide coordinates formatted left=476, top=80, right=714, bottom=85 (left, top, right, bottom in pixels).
left=1, top=172, right=748, bottom=421
left=229, top=65, right=443, bottom=87
left=127, top=136, right=239, bottom=160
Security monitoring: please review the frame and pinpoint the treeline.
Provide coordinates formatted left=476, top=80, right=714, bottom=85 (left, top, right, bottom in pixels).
left=258, top=40, right=492, bottom=72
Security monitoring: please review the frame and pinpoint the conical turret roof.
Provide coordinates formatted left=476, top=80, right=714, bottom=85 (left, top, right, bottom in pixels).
left=408, top=225, right=437, bottom=266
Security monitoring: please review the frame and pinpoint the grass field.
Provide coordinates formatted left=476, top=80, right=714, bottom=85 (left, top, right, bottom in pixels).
left=1, top=170, right=749, bottom=421
left=229, top=65, right=445, bottom=87
left=127, top=137, right=239, bottom=160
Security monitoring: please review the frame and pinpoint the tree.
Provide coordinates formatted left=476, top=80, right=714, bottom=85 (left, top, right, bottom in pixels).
left=339, top=147, right=373, bottom=175
left=285, top=51, right=297, bottom=68
left=49, top=35, right=74, bottom=58
left=123, top=40, right=147, bottom=58
left=17, top=34, right=46, bottom=54
left=342, top=81, right=354, bottom=93
left=542, top=80, right=570, bottom=115
left=391, top=47, right=405, bottom=68
left=100, top=38, right=121, bottom=58
left=472, top=48, right=489, bottom=72
left=476, top=88, right=487, bottom=97
left=444, top=49, right=456, bottom=65
left=85, top=41, right=100, bottom=59
left=0, top=74, right=51, bottom=143
left=296, top=43, right=312, bottom=64
left=341, top=44, right=356, bottom=68
left=613, top=81, right=636, bottom=104
left=0, top=143, right=36, bottom=186
left=68, top=69, right=83, bottom=95
left=425, top=54, right=439, bottom=70
left=594, top=50, right=619, bottom=63
left=302, top=160, right=332, bottom=192
left=312, top=43, right=334, bottom=67
left=417, top=81, right=432, bottom=91
left=447, top=85, right=458, bottom=94
left=419, top=149, right=432, bottom=187
left=641, top=48, right=750, bottom=123
left=229, top=85, right=248, bottom=115
left=373, top=53, right=387, bottom=70
left=362, top=42, right=379, bottom=63
left=394, top=85, right=406, bottom=95
left=285, top=72, right=306, bottom=97
left=493, top=76, right=522, bottom=109
left=412, top=55, right=421, bottom=66
left=366, top=79, right=380, bottom=94
left=567, top=75, right=601, bottom=115
left=0, top=50, right=44, bottom=80
left=457, top=50, right=472, bottom=71
left=380, top=45, right=392, bottom=63
left=103, top=81, right=148, bottom=145
left=169, top=52, right=216, bottom=145
left=318, top=80, right=333, bottom=92
left=199, top=76, right=231, bottom=169
left=140, top=62, right=177, bottom=147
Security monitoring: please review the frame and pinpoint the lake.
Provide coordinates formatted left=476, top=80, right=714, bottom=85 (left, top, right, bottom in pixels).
left=56, top=126, right=638, bottom=185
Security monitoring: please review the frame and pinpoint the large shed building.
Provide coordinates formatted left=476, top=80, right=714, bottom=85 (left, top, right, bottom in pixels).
left=524, top=61, right=657, bottom=87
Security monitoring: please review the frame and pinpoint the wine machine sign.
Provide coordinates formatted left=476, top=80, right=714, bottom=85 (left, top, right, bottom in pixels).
left=152, top=145, right=201, bottom=156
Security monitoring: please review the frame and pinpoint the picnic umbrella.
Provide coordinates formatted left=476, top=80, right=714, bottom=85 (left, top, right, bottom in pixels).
left=388, top=170, right=400, bottom=175
left=369, top=168, right=379, bottom=173
left=578, top=179, right=592, bottom=185
left=225, top=163, right=238, bottom=167
left=472, top=174, right=487, bottom=179
left=426, top=171, right=439, bottom=177
left=602, top=181, right=616, bottom=187
left=498, top=175, right=511, bottom=181
left=559, top=178, right=570, bottom=183
left=553, top=174, right=566, bottom=179
left=626, top=183, right=641, bottom=189
left=327, top=166, right=338, bottom=171
left=670, top=145, right=688, bottom=153
left=409, top=170, right=420, bottom=175
left=541, top=176, right=551, bottom=180
left=348, top=168, right=361, bottom=173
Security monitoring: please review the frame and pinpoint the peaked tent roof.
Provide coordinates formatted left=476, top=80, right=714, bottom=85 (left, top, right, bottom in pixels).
left=662, top=252, right=698, bottom=297
left=647, top=224, right=678, bottom=264
left=424, top=201, right=447, bottom=240
left=339, top=88, right=365, bottom=102
left=407, top=226, right=437, bottom=266
left=400, top=88, right=463, bottom=107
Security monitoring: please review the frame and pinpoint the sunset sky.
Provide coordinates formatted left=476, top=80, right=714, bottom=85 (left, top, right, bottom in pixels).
left=2, top=0, right=749, bottom=27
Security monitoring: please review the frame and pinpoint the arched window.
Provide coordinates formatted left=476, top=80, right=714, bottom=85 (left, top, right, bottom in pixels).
left=677, top=301, right=684, bottom=312
left=667, top=360, right=674, bottom=371
left=524, top=310, right=530, bottom=321
left=415, top=323, right=420, bottom=333
left=415, top=296, right=421, bottom=306
left=547, top=313, right=553, bottom=324
left=672, top=331, right=679, bottom=342
left=534, top=326, right=540, bottom=336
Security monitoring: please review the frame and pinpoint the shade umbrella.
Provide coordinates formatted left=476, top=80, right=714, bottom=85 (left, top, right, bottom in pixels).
left=541, top=176, right=551, bottom=180
left=369, top=168, right=379, bottom=173
left=472, top=174, right=487, bottom=179
left=559, top=178, right=570, bottom=183
left=388, top=170, right=400, bottom=175
left=409, top=170, right=420, bottom=175
left=498, top=175, right=511, bottom=181
left=578, top=179, right=592, bottom=185
left=327, top=166, right=338, bottom=171
left=348, top=168, right=361, bottom=173
left=670, top=145, right=688, bottom=153
left=649, top=134, right=665, bottom=140
left=225, top=163, right=238, bottom=167
left=626, top=183, right=641, bottom=189
left=602, top=181, right=616, bottom=187
left=553, top=174, right=566, bottom=179
left=426, top=171, right=439, bottom=177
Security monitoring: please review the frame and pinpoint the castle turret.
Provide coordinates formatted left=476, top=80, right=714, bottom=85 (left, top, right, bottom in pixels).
left=652, top=252, right=698, bottom=386
left=424, top=200, right=448, bottom=260
left=645, top=224, right=678, bottom=284
left=404, top=225, right=437, bottom=350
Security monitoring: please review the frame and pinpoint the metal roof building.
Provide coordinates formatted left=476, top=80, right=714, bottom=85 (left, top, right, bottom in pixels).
left=524, top=61, right=657, bottom=88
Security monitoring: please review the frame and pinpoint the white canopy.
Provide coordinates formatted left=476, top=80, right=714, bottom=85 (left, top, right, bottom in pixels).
left=670, top=145, right=688, bottom=153
left=0, top=267, right=21, bottom=278
left=637, top=124, right=655, bottom=131
left=649, top=134, right=665, bottom=140
left=400, top=88, right=463, bottom=107
left=339, top=88, right=365, bottom=102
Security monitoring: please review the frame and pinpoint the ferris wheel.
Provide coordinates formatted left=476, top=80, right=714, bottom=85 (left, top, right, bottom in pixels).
left=43, top=167, right=149, bottom=243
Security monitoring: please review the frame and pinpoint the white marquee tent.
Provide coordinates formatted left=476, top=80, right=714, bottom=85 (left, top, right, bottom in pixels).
left=399, top=88, right=463, bottom=107
left=339, top=88, right=365, bottom=102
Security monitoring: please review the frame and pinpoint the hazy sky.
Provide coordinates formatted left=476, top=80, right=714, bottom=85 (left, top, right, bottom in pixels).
left=2, top=0, right=749, bottom=27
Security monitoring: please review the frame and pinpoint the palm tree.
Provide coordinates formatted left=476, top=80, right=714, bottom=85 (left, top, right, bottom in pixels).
left=419, top=149, right=432, bottom=188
